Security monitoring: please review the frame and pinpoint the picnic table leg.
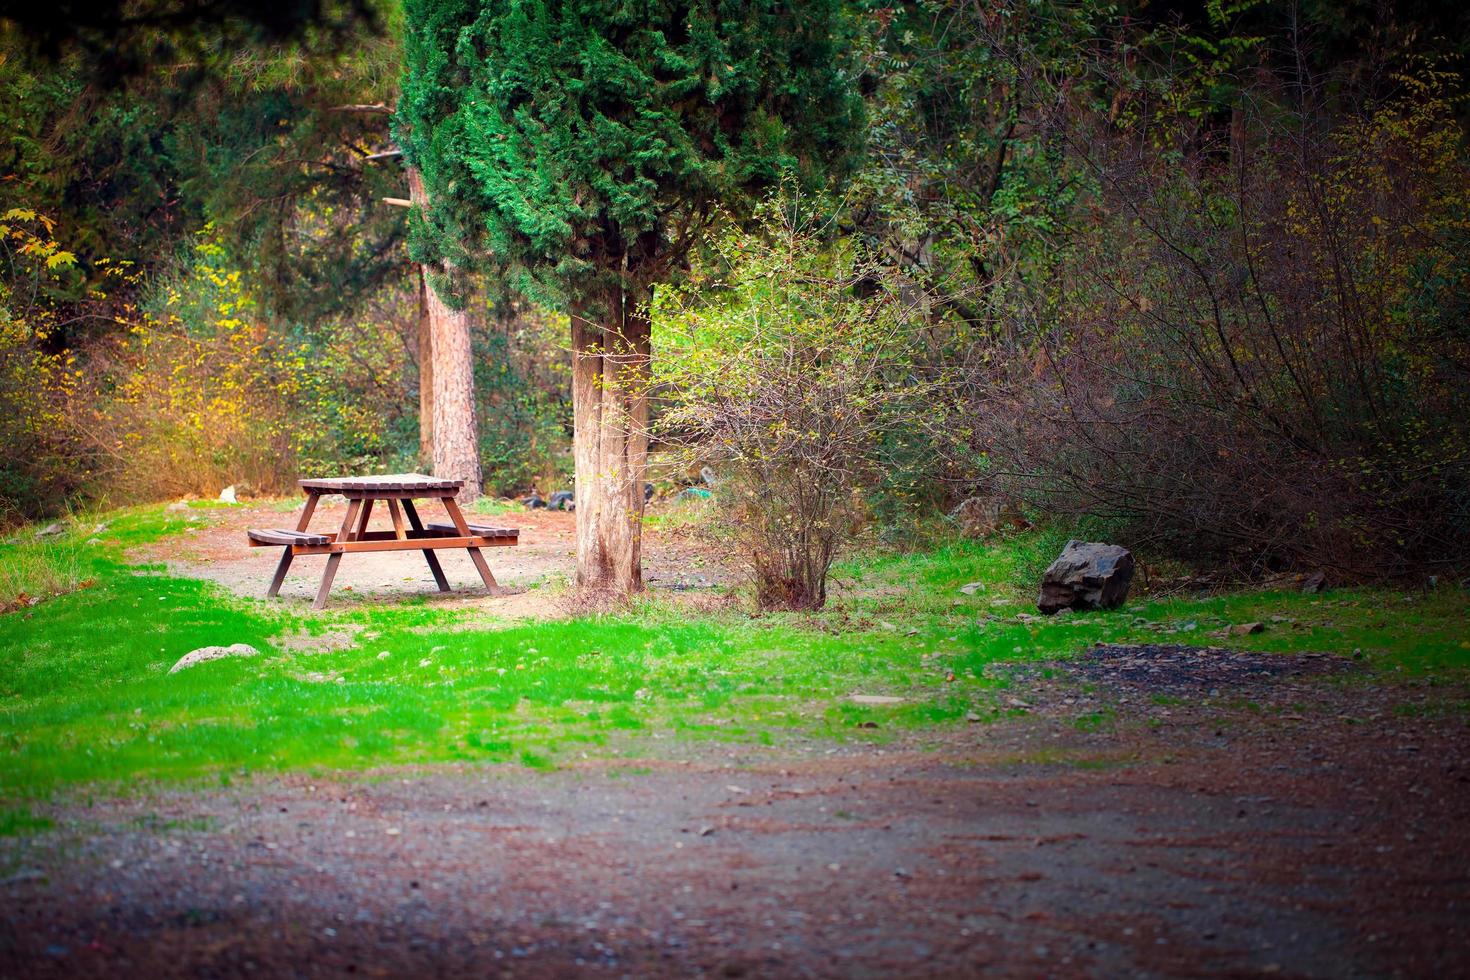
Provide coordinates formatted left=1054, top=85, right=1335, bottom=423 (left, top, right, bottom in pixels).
left=314, top=497, right=361, bottom=611
left=266, top=550, right=293, bottom=598
left=266, top=491, right=321, bottom=598
left=400, top=499, right=451, bottom=592
left=442, top=496, right=498, bottom=590
left=386, top=499, right=408, bottom=540
left=354, top=498, right=375, bottom=537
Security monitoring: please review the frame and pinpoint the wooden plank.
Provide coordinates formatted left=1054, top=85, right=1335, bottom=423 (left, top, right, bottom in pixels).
left=296, top=492, right=320, bottom=532
left=354, top=498, right=375, bottom=540
left=312, top=498, right=361, bottom=610
left=288, top=535, right=516, bottom=556
left=314, top=553, right=343, bottom=610
left=291, top=487, right=462, bottom=500
left=248, top=528, right=332, bottom=547
left=298, top=473, right=462, bottom=493
left=387, top=499, right=408, bottom=540
left=424, top=521, right=518, bottom=540
left=443, top=496, right=498, bottom=589
left=266, top=548, right=293, bottom=598
left=402, top=499, right=450, bottom=592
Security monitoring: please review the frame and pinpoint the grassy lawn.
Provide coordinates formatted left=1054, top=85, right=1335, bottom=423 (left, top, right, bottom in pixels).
left=1, top=505, right=1467, bottom=800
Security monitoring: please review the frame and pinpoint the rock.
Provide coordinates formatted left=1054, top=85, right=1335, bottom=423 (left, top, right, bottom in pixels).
left=949, top=496, right=999, bottom=538
left=1037, top=540, right=1134, bottom=614
left=169, top=643, right=260, bottom=674
left=218, top=485, right=237, bottom=503
left=850, top=694, right=904, bottom=705
left=1229, top=622, right=1265, bottom=636
left=34, top=522, right=64, bottom=538
left=949, top=495, right=1029, bottom=538
left=958, top=582, right=985, bottom=595
left=1300, top=570, right=1327, bottom=594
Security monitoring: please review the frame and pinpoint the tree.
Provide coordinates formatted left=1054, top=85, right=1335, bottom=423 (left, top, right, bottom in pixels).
left=396, top=0, right=864, bottom=596
left=407, top=166, right=482, bottom=501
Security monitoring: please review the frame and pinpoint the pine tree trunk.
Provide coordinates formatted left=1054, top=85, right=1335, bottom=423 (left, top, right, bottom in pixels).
left=416, top=266, right=434, bottom=469
left=409, top=167, right=480, bottom=503
left=571, top=282, right=650, bottom=596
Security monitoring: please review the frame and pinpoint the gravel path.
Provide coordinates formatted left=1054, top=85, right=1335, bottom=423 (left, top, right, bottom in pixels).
left=4, top=656, right=1467, bottom=978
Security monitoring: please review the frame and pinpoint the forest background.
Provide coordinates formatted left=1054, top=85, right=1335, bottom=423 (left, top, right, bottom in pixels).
left=2, top=0, right=1467, bottom=584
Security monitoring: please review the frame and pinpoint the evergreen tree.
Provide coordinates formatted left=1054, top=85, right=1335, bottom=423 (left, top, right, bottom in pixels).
left=396, top=0, right=864, bottom=595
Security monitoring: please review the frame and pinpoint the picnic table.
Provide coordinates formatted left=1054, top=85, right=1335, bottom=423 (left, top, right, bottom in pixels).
left=247, top=474, right=518, bottom=609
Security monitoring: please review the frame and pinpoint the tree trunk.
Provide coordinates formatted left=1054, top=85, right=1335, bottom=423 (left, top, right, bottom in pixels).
left=409, top=167, right=480, bottom=503
left=416, top=266, right=434, bottom=469
left=571, top=281, right=650, bottom=596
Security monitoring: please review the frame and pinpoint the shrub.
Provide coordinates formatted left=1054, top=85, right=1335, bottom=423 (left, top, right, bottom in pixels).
left=653, top=207, right=947, bottom=609
left=979, top=68, right=1470, bottom=577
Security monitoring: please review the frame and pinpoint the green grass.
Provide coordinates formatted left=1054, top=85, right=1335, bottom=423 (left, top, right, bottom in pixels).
left=470, top=497, right=529, bottom=516
left=0, top=529, right=89, bottom=611
left=1, top=504, right=1466, bottom=799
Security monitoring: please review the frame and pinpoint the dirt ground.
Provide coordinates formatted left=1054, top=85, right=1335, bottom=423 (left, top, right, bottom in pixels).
left=6, top=503, right=1468, bottom=977
left=4, top=648, right=1468, bottom=978
left=135, top=499, right=728, bottom=616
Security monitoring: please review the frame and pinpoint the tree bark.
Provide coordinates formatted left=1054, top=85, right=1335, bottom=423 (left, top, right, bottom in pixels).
left=571, top=281, right=650, bottom=596
left=409, top=167, right=481, bottom=503
left=416, top=266, right=434, bottom=470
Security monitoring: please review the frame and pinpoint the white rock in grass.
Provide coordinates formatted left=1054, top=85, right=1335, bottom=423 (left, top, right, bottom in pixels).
left=218, top=485, right=238, bottom=503
left=34, top=522, right=64, bottom=538
left=169, top=643, right=259, bottom=674
left=850, top=695, right=904, bottom=706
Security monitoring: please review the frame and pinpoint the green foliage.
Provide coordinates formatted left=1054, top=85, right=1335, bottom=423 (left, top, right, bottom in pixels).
left=473, top=307, right=573, bottom=494
left=653, top=197, right=950, bottom=607
left=396, top=0, right=866, bottom=305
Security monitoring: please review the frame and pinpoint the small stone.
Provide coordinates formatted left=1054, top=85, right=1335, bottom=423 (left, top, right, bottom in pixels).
left=1229, top=622, right=1265, bottom=636
left=34, top=522, right=64, bottom=538
left=219, top=485, right=238, bottom=503
left=849, top=695, right=904, bottom=705
left=169, top=643, right=260, bottom=673
left=959, top=582, right=986, bottom=595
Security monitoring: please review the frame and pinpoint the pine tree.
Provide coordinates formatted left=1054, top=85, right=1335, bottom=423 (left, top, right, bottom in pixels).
left=396, top=0, right=864, bottom=595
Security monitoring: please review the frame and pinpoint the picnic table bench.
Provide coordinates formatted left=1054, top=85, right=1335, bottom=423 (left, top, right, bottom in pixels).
left=247, top=474, right=517, bottom=609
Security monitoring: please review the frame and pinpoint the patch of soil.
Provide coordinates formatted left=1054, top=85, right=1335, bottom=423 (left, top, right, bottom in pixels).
left=1000, top=642, right=1354, bottom=695
left=3, top=668, right=1468, bottom=978
left=131, top=499, right=733, bottom=617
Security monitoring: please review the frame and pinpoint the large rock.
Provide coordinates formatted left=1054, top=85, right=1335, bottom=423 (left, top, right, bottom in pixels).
left=169, top=643, right=259, bottom=674
left=1037, top=541, right=1134, bottom=614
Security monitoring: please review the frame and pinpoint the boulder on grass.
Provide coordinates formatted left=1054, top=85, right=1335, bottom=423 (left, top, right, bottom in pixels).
left=1037, top=541, right=1134, bottom=614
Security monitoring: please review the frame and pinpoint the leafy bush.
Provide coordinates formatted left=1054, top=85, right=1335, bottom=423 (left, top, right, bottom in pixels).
left=653, top=207, right=947, bottom=609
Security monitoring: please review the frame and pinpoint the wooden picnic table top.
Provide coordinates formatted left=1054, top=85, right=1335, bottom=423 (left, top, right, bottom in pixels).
left=298, top=473, right=463, bottom=494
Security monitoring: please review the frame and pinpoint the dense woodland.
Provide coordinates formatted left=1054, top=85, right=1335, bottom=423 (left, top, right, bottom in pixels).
left=2, top=0, right=1467, bottom=598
